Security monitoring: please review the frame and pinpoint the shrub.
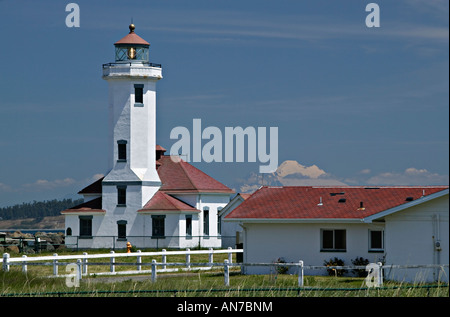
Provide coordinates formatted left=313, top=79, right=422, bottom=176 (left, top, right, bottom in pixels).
left=351, top=256, right=370, bottom=277
left=275, top=257, right=289, bottom=274
left=324, top=257, right=346, bottom=276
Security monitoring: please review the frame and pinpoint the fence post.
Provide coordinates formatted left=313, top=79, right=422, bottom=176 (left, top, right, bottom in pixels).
left=377, top=262, right=383, bottom=287
left=228, top=247, right=232, bottom=264
left=224, top=259, right=230, bottom=286
left=298, top=260, right=304, bottom=287
left=2, top=253, right=9, bottom=272
left=209, top=248, right=213, bottom=267
left=137, top=250, right=142, bottom=271
left=53, top=253, right=58, bottom=276
left=76, top=259, right=82, bottom=281
left=110, top=250, right=115, bottom=273
left=82, top=252, right=88, bottom=275
left=186, top=248, right=191, bottom=270
left=162, top=249, right=167, bottom=270
left=151, top=259, right=157, bottom=282
left=22, top=255, right=27, bottom=273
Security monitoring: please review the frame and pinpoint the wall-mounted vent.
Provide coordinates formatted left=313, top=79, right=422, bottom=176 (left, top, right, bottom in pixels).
left=330, top=192, right=345, bottom=196
left=405, top=197, right=414, bottom=202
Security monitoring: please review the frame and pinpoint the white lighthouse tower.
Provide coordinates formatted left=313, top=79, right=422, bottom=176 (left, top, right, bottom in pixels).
left=62, top=24, right=234, bottom=249
left=102, top=24, right=162, bottom=213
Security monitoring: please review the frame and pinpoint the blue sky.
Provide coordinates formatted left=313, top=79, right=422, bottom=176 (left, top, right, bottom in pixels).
left=0, top=0, right=448, bottom=207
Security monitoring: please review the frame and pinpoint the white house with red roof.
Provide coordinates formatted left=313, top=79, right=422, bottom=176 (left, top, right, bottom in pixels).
left=62, top=25, right=234, bottom=249
left=224, top=186, right=449, bottom=282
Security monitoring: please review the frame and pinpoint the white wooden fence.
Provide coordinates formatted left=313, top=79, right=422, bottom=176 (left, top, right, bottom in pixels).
left=2, top=249, right=448, bottom=287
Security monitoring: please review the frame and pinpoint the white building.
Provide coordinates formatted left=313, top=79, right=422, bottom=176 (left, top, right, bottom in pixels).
left=62, top=25, right=234, bottom=249
left=224, top=186, right=449, bottom=283
left=218, top=193, right=250, bottom=248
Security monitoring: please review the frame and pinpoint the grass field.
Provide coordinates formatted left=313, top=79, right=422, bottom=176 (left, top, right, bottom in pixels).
left=1, top=249, right=448, bottom=297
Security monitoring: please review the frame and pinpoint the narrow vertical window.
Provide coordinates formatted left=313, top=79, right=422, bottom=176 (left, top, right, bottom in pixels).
left=117, top=186, right=127, bottom=206
left=217, top=207, right=223, bottom=235
left=185, top=215, right=192, bottom=236
left=203, top=207, right=209, bottom=236
left=117, top=220, right=127, bottom=240
left=117, top=140, right=127, bottom=161
left=134, top=84, right=144, bottom=104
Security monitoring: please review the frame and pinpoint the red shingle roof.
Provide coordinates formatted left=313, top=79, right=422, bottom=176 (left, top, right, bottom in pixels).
left=138, top=191, right=200, bottom=213
left=225, top=186, right=448, bottom=220
left=157, top=155, right=234, bottom=194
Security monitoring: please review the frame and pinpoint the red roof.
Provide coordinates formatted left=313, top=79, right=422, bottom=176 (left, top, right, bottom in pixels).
left=114, top=25, right=150, bottom=46
left=225, top=186, right=448, bottom=220
left=138, top=191, right=200, bottom=213
left=157, top=155, right=234, bottom=194
left=63, top=147, right=233, bottom=214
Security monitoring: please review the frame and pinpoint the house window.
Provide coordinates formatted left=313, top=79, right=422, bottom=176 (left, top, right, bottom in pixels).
left=117, top=140, right=127, bottom=161
left=79, top=216, right=92, bottom=238
left=66, top=227, right=72, bottom=236
left=134, top=84, right=144, bottom=105
left=321, top=229, right=346, bottom=251
left=117, top=220, right=127, bottom=240
left=217, top=207, right=223, bottom=235
left=203, top=207, right=209, bottom=236
left=117, top=186, right=127, bottom=206
left=152, top=215, right=165, bottom=237
left=185, top=215, right=192, bottom=236
left=369, top=230, right=384, bottom=252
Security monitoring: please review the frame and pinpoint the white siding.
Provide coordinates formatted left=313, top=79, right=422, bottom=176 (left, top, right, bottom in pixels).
left=384, top=195, right=449, bottom=283
left=243, top=222, right=385, bottom=275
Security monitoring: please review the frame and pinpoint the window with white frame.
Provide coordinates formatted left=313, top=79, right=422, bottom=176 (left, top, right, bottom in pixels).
left=369, top=229, right=384, bottom=252
left=203, top=207, right=209, bottom=236
left=321, top=229, right=346, bottom=251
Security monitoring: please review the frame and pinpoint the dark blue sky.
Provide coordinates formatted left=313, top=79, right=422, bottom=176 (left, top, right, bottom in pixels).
left=0, top=0, right=448, bottom=206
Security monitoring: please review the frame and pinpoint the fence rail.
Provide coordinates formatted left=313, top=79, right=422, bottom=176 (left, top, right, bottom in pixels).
left=2, top=250, right=449, bottom=288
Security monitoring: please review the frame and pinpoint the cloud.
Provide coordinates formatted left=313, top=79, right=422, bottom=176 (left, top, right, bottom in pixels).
left=22, top=178, right=77, bottom=191
left=235, top=160, right=347, bottom=193
left=366, top=168, right=449, bottom=186
left=0, top=182, right=12, bottom=192
left=234, top=162, right=448, bottom=193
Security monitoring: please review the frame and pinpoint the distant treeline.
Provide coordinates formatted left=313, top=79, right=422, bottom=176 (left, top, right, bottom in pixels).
left=0, top=199, right=83, bottom=221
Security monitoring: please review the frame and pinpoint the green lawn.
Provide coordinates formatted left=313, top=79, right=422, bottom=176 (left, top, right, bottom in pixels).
left=1, top=249, right=448, bottom=297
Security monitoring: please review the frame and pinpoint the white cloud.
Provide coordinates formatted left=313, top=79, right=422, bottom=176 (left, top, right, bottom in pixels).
left=235, top=160, right=347, bottom=193
left=22, top=178, right=77, bottom=191
left=359, top=169, right=371, bottom=175
left=0, top=182, right=12, bottom=192
left=366, top=168, right=449, bottom=186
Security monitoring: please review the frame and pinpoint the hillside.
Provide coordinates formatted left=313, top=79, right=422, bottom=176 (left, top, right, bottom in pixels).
left=0, top=198, right=82, bottom=229
left=0, top=215, right=65, bottom=230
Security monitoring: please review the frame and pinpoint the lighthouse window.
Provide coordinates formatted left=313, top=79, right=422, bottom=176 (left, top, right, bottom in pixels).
left=117, top=140, right=127, bottom=161
left=117, top=186, right=127, bottom=206
left=117, top=220, right=127, bottom=240
left=134, top=84, right=144, bottom=104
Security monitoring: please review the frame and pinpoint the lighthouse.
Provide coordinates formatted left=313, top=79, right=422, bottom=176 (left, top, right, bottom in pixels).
left=102, top=24, right=162, bottom=209
left=62, top=25, right=234, bottom=250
